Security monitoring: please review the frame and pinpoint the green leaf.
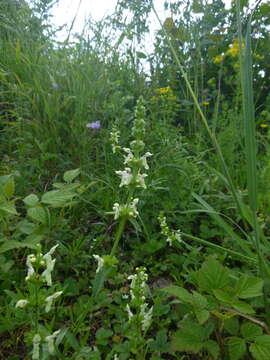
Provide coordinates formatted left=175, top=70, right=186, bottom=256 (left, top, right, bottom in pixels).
left=213, top=288, right=235, bottom=304
left=224, top=317, right=240, bottom=336
left=136, top=51, right=147, bottom=59
left=232, top=300, right=255, bottom=314
left=205, top=340, right=220, bottom=359
left=235, top=275, right=263, bottom=299
left=250, top=336, right=270, bottom=360
left=162, top=285, right=192, bottom=303
left=92, top=266, right=110, bottom=299
left=227, top=337, right=247, bottom=360
left=0, top=240, right=27, bottom=253
left=171, top=322, right=208, bottom=353
left=0, top=200, right=18, bottom=215
left=41, top=190, right=76, bottom=207
left=27, top=206, right=47, bottom=224
left=196, top=258, right=229, bottom=293
left=23, top=194, right=39, bottom=207
left=195, top=309, right=210, bottom=324
left=149, top=330, right=170, bottom=354
left=63, top=168, right=80, bottom=183
left=241, top=322, right=263, bottom=340
left=95, top=327, right=113, bottom=345
left=3, top=176, right=15, bottom=199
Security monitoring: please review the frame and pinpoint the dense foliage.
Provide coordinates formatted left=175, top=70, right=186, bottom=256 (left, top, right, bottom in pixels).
left=1, top=0, right=270, bottom=359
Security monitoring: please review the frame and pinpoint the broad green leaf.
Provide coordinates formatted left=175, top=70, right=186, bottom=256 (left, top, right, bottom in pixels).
left=224, top=317, right=240, bottom=336
left=162, top=285, right=192, bottom=303
left=0, top=240, right=28, bottom=253
left=235, top=275, right=263, bottom=299
left=213, top=289, right=235, bottom=304
left=23, top=194, right=39, bottom=207
left=250, top=336, right=270, bottom=360
left=3, top=176, right=15, bottom=199
left=227, top=337, right=247, bottom=360
left=192, top=291, right=208, bottom=308
left=0, top=201, right=18, bottom=215
left=196, top=258, right=229, bottom=293
left=195, top=309, right=210, bottom=324
left=205, top=340, right=220, bottom=359
left=232, top=300, right=255, bottom=314
left=16, top=220, right=36, bottom=235
left=171, top=322, right=209, bottom=353
left=27, top=206, right=47, bottom=224
left=63, top=168, right=80, bottom=183
left=241, top=322, right=263, bottom=340
left=41, top=190, right=76, bottom=207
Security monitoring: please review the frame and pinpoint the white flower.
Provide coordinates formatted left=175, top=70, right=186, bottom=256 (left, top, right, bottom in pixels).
left=45, top=329, right=61, bottom=355
left=32, top=333, right=41, bottom=360
left=15, top=299, right=29, bottom=308
left=140, top=152, right=152, bottom=170
left=126, top=304, right=134, bottom=321
left=112, top=202, right=120, bottom=220
left=93, top=254, right=104, bottom=273
left=45, top=291, right=63, bottom=313
left=135, top=173, right=147, bottom=189
left=123, top=147, right=134, bottom=165
left=41, top=244, right=58, bottom=286
left=141, top=305, right=153, bottom=331
left=26, top=254, right=35, bottom=281
left=115, top=167, right=133, bottom=187
left=129, top=198, right=139, bottom=217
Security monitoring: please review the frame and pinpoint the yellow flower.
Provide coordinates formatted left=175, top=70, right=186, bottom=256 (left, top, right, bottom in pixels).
left=260, top=124, right=268, bottom=128
left=226, top=39, right=243, bottom=57
left=213, top=55, right=223, bottom=64
left=156, top=86, right=173, bottom=95
left=203, top=101, right=209, bottom=105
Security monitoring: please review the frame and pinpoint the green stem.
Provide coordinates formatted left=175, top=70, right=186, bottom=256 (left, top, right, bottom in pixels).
left=181, top=232, right=256, bottom=263
left=110, top=217, right=127, bottom=257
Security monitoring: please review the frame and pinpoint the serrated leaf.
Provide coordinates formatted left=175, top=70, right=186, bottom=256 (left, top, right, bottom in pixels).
left=224, top=317, right=240, bottom=336
left=63, top=168, right=80, bottom=183
left=0, top=240, right=27, bottom=253
left=236, top=275, right=263, bottom=299
left=195, top=309, right=210, bottom=324
left=171, top=322, right=208, bottom=353
left=205, top=340, right=220, bottom=359
left=41, top=190, right=76, bottom=207
left=27, top=206, right=47, bottom=224
left=213, top=289, right=235, bottom=304
left=232, top=300, right=255, bottom=314
left=196, top=258, right=229, bottom=293
left=0, top=200, right=18, bottom=215
left=162, top=285, right=192, bottom=303
left=241, top=322, right=263, bottom=340
left=250, top=336, right=270, bottom=360
left=3, top=176, right=15, bottom=199
left=227, top=337, right=247, bottom=360
left=23, top=194, right=39, bottom=207
left=192, top=291, right=208, bottom=308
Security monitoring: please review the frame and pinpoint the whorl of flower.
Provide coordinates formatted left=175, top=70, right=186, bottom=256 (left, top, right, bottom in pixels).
left=158, top=213, right=182, bottom=246
left=45, top=329, right=61, bottom=355
left=41, top=245, right=58, bottom=286
left=112, top=198, right=139, bottom=220
left=15, top=299, right=29, bottom=308
left=32, top=334, right=41, bottom=360
left=126, top=267, right=152, bottom=332
left=45, top=291, right=63, bottom=313
left=132, top=96, right=146, bottom=139
left=140, top=303, right=153, bottom=331
left=25, top=254, right=36, bottom=281
left=93, top=254, right=104, bottom=273
left=115, top=167, right=133, bottom=187
left=110, top=127, right=121, bottom=153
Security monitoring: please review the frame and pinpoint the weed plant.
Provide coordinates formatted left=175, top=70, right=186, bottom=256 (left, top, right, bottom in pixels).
left=1, top=0, right=270, bottom=359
